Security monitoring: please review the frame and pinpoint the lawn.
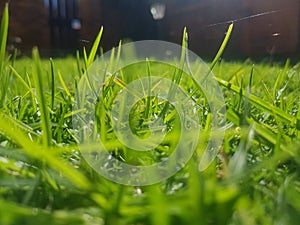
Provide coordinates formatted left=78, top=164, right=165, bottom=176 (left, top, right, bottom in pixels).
left=0, top=4, right=300, bottom=225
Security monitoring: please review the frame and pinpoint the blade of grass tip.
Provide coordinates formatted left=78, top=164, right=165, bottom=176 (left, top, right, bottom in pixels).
left=178, top=26, right=187, bottom=80
left=26, top=72, right=38, bottom=112
left=0, top=3, right=8, bottom=73
left=102, top=69, right=115, bottom=97
left=9, top=66, right=31, bottom=91
left=185, top=31, right=194, bottom=77
left=0, top=3, right=9, bottom=108
left=113, top=75, right=141, bottom=99
left=87, top=26, right=103, bottom=68
left=81, top=46, right=98, bottom=97
left=50, top=58, right=55, bottom=110
left=261, top=81, right=274, bottom=103
left=108, top=46, right=115, bottom=72
left=170, top=26, right=187, bottom=92
left=32, top=48, right=52, bottom=147
left=115, top=40, right=122, bottom=69
left=273, top=59, right=290, bottom=100
left=248, top=64, right=254, bottom=93
left=145, top=58, right=152, bottom=119
left=172, top=26, right=187, bottom=90
left=76, top=50, right=83, bottom=78
left=237, top=76, right=244, bottom=114
left=83, top=46, right=88, bottom=70
left=100, top=42, right=121, bottom=98
left=210, top=23, right=233, bottom=71
left=159, top=27, right=187, bottom=119
left=227, top=65, right=243, bottom=83
left=57, top=70, right=73, bottom=101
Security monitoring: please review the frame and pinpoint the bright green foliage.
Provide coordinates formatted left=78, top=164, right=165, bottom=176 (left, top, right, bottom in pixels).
left=0, top=5, right=299, bottom=225
left=0, top=3, right=9, bottom=108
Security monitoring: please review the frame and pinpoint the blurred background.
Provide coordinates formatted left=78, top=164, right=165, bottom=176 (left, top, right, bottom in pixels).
left=0, top=0, right=299, bottom=58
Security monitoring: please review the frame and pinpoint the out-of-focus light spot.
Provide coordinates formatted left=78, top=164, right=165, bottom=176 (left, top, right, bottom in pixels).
left=272, top=33, right=280, bottom=37
left=150, top=3, right=166, bottom=20
left=79, top=39, right=90, bottom=43
left=14, top=37, right=22, bottom=43
left=0, top=156, right=8, bottom=163
left=71, top=19, right=81, bottom=30
left=165, top=49, right=172, bottom=56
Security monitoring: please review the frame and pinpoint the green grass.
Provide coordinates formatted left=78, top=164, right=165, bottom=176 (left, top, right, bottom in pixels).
left=0, top=4, right=300, bottom=225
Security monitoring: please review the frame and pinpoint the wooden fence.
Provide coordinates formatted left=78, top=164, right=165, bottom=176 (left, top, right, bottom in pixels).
left=1, top=0, right=299, bottom=57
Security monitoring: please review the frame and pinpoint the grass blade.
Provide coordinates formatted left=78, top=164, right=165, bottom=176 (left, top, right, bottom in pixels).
left=9, top=65, right=31, bottom=91
left=76, top=50, right=83, bottom=78
left=58, top=70, right=73, bottom=101
left=0, top=3, right=8, bottom=71
left=273, top=59, right=290, bottom=101
left=0, top=3, right=9, bottom=108
left=87, top=26, right=103, bottom=67
left=0, top=113, right=91, bottom=190
left=210, top=23, right=233, bottom=70
left=50, top=58, right=55, bottom=110
left=159, top=27, right=187, bottom=119
left=32, top=48, right=52, bottom=147
left=215, top=76, right=297, bottom=126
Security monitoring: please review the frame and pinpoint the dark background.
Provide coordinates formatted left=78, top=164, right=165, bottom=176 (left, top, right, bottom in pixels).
left=0, top=0, right=299, bottom=58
